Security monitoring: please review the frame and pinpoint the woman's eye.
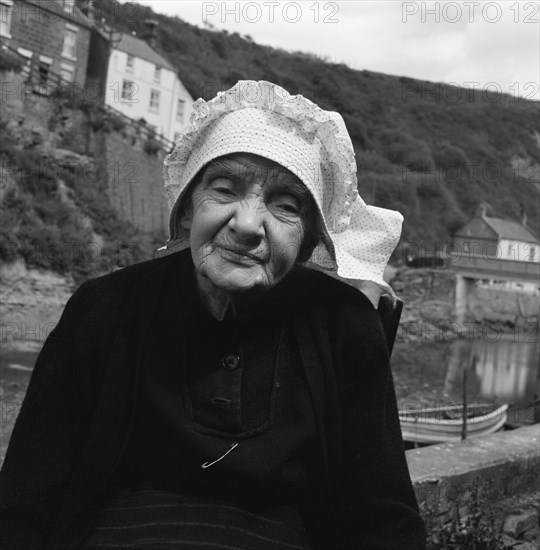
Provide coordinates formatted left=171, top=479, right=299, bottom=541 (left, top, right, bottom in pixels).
left=272, top=197, right=300, bottom=215
left=208, top=178, right=236, bottom=195
left=215, top=187, right=235, bottom=195
left=277, top=203, right=299, bottom=214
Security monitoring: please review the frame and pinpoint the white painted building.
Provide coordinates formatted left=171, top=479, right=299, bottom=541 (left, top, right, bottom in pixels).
left=482, top=217, right=540, bottom=263
left=104, top=32, right=193, bottom=143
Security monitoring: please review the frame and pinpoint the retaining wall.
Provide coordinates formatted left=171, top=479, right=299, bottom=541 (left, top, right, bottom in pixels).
left=407, top=424, right=539, bottom=509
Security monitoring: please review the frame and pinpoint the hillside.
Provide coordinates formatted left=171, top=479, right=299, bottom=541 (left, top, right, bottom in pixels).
left=91, top=0, right=540, bottom=252
left=1, top=0, right=538, bottom=286
left=0, top=67, right=165, bottom=284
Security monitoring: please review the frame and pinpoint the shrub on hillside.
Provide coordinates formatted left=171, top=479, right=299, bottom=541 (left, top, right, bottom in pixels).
left=378, top=128, right=435, bottom=173
left=411, top=174, right=444, bottom=199
left=433, top=142, right=470, bottom=171
left=356, top=149, right=395, bottom=175
left=422, top=479, right=505, bottom=549
left=0, top=49, right=24, bottom=73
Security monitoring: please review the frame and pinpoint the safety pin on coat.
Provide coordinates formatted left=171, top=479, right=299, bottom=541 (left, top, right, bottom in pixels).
left=200, top=442, right=239, bottom=469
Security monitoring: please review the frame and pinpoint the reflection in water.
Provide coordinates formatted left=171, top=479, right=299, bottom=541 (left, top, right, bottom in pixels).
left=444, top=337, right=539, bottom=405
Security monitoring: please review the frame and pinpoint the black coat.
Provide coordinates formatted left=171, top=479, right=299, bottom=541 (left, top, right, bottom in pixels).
left=0, top=250, right=426, bottom=549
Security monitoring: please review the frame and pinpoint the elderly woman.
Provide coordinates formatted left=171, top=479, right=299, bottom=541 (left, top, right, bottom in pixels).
left=0, top=81, right=425, bottom=549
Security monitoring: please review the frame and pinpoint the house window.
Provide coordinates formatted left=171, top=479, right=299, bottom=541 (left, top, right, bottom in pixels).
left=63, top=0, right=75, bottom=11
left=38, top=55, right=52, bottom=86
left=16, top=47, right=32, bottom=75
left=176, top=98, right=185, bottom=123
left=463, top=242, right=470, bottom=253
left=149, top=89, right=160, bottom=112
left=154, top=66, right=161, bottom=83
left=126, top=54, right=134, bottom=73
left=0, top=0, right=13, bottom=38
left=529, top=246, right=536, bottom=261
left=62, top=26, right=78, bottom=60
left=60, top=62, right=75, bottom=83
left=121, top=79, right=137, bottom=103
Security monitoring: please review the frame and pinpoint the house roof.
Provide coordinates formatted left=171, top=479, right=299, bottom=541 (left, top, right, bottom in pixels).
left=23, top=0, right=94, bottom=29
left=115, top=33, right=175, bottom=71
left=483, top=216, right=539, bottom=243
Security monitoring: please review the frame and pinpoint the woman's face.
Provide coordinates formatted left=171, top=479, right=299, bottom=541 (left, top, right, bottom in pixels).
left=179, top=153, right=315, bottom=295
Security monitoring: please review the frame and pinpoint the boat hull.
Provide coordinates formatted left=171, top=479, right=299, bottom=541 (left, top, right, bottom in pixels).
left=399, top=404, right=508, bottom=444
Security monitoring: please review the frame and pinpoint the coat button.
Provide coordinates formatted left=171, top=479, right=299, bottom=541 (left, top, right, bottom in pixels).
left=222, top=353, right=240, bottom=371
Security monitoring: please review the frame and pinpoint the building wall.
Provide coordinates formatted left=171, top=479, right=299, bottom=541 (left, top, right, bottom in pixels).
left=104, top=130, right=169, bottom=235
left=2, top=1, right=91, bottom=86
left=85, top=29, right=110, bottom=101
left=499, top=239, right=540, bottom=263
left=104, top=48, right=193, bottom=143
left=452, top=235, right=499, bottom=259
left=453, top=218, right=540, bottom=263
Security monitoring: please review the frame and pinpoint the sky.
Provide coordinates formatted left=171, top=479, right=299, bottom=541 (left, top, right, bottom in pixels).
left=116, top=0, right=539, bottom=100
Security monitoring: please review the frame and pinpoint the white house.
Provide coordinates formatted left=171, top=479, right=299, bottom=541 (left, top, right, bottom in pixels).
left=452, top=211, right=539, bottom=293
left=104, top=32, right=193, bottom=143
left=482, top=216, right=539, bottom=263
left=454, top=212, right=539, bottom=264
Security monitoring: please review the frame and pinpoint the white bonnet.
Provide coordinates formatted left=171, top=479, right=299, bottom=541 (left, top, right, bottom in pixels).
left=159, top=80, right=403, bottom=294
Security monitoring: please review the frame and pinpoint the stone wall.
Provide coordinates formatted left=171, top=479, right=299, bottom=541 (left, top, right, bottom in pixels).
left=394, top=268, right=538, bottom=338
left=468, top=286, right=539, bottom=323
left=408, top=424, right=540, bottom=548
left=0, top=260, right=73, bottom=345
left=103, top=131, right=169, bottom=235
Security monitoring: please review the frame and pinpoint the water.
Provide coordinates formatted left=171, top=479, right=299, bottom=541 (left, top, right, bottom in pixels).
left=444, top=337, right=539, bottom=405
left=0, top=347, right=39, bottom=463
left=0, top=348, right=37, bottom=390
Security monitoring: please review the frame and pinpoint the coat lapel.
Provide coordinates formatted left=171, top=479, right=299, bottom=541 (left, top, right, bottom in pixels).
left=293, top=301, right=345, bottom=497
left=293, top=313, right=331, bottom=489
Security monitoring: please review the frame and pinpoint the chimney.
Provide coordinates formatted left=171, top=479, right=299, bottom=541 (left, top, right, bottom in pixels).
left=87, top=0, right=95, bottom=21
left=520, top=207, right=528, bottom=227
left=80, top=1, right=95, bottom=21
left=476, top=203, right=488, bottom=218
left=143, top=18, right=159, bottom=50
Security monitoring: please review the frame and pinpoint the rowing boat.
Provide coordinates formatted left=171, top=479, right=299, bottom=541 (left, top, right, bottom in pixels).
left=399, top=403, right=508, bottom=444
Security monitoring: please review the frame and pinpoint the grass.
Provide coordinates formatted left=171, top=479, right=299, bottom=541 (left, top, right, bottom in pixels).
left=422, top=479, right=506, bottom=550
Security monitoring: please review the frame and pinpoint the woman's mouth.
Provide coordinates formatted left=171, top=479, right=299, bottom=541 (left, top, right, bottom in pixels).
left=215, top=245, right=265, bottom=264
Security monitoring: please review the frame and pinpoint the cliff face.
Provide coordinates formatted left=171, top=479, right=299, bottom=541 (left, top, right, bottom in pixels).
left=0, top=260, right=73, bottom=347
left=0, top=70, right=170, bottom=348
left=1, top=71, right=166, bottom=284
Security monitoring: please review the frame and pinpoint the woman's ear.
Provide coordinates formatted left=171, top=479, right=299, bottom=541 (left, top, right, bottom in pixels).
left=178, top=200, right=194, bottom=231
left=298, top=232, right=318, bottom=263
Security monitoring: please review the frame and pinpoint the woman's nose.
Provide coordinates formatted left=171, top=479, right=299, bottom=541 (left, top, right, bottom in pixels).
left=228, top=199, right=266, bottom=240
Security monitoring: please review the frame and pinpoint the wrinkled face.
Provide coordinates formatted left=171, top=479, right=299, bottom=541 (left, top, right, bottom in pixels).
left=179, top=153, right=316, bottom=295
